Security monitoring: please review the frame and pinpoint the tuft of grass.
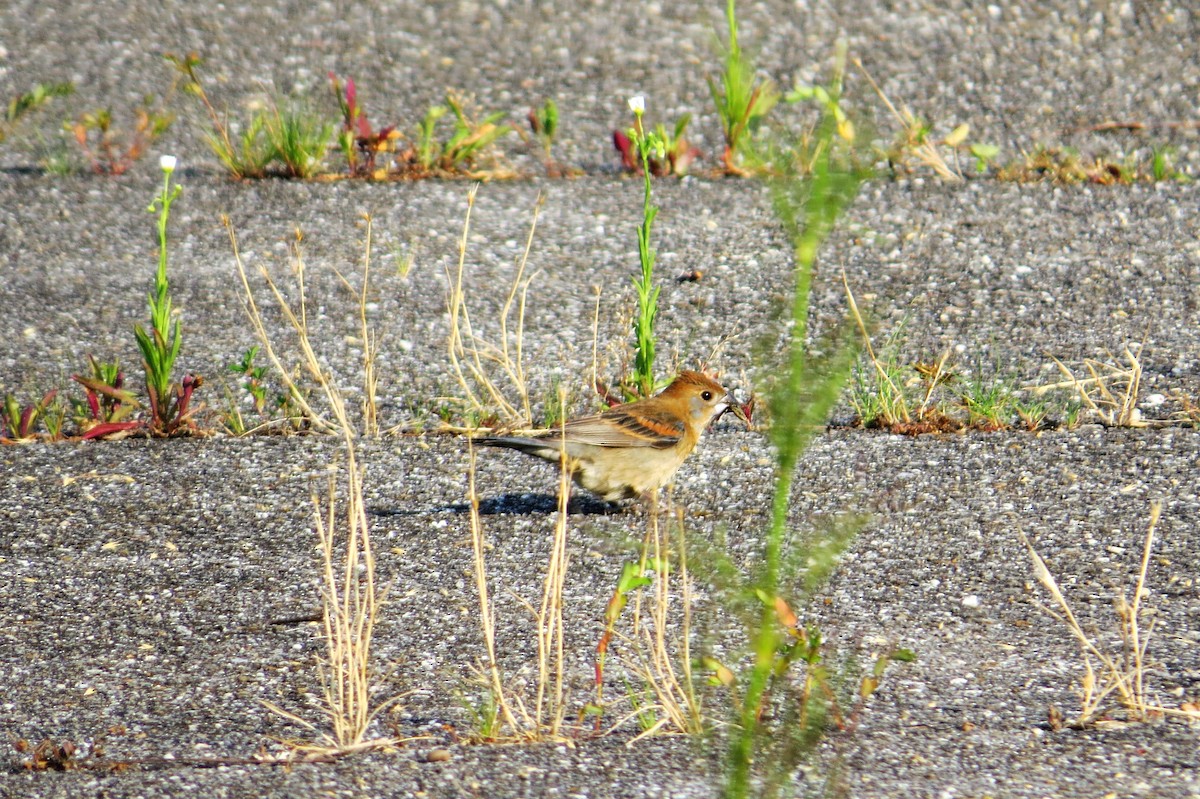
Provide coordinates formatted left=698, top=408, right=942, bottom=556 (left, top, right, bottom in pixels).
left=231, top=219, right=402, bottom=756
left=991, top=145, right=1182, bottom=185
left=856, top=59, right=998, bottom=181
left=708, top=0, right=780, bottom=175
left=955, top=364, right=1018, bottom=431
left=593, top=503, right=704, bottom=738
left=264, top=99, right=332, bottom=179
left=228, top=218, right=384, bottom=435
left=403, top=92, right=513, bottom=177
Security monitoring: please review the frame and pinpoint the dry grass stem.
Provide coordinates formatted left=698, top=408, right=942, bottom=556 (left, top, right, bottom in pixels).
left=642, top=504, right=702, bottom=734
left=464, top=389, right=572, bottom=741
left=590, top=285, right=603, bottom=399
left=331, top=213, right=380, bottom=435
left=226, top=217, right=338, bottom=433
left=609, top=497, right=703, bottom=740
left=230, top=217, right=397, bottom=751
left=1019, top=501, right=1166, bottom=726
left=535, top=408, right=572, bottom=737
left=855, top=59, right=961, bottom=181
left=329, top=213, right=381, bottom=435
left=446, top=185, right=544, bottom=428
left=467, top=442, right=523, bottom=736
left=843, top=271, right=910, bottom=425
left=1034, top=346, right=1147, bottom=427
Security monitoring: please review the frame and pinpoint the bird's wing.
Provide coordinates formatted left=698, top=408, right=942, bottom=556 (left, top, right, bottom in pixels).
left=560, top=405, right=683, bottom=449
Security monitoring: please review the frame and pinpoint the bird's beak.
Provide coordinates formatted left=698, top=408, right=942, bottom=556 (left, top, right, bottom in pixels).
left=715, top=391, right=741, bottom=422
left=720, top=391, right=752, bottom=428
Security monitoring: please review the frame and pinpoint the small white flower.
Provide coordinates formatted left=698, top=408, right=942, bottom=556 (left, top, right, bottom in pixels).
left=627, top=95, right=645, bottom=115
left=160, top=155, right=178, bottom=172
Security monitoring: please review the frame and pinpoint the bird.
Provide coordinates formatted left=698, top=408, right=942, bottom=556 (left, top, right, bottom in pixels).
left=477, top=370, right=735, bottom=502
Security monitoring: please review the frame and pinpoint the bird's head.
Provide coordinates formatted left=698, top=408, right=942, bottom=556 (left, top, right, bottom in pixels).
left=661, top=370, right=735, bottom=427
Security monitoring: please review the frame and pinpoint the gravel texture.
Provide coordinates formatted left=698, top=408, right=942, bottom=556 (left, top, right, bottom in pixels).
left=2, top=1, right=1199, bottom=797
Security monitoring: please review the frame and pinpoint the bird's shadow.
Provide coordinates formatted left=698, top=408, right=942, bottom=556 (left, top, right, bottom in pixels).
left=369, top=492, right=624, bottom=517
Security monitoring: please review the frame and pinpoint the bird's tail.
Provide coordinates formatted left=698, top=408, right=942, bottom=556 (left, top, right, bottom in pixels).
left=476, top=435, right=564, bottom=461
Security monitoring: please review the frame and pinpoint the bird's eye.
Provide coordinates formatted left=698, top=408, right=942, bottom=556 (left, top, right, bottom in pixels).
left=701, top=391, right=713, bottom=401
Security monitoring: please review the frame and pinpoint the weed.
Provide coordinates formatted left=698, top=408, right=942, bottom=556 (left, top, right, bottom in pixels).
left=0, top=390, right=59, bottom=443
left=465, top=407, right=572, bottom=740
left=955, top=365, right=1017, bottom=431
left=1, top=81, right=73, bottom=144
left=392, top=240, right=417, bottom=279
left=541, top=375, right=570, bottom=428
left=220, top=346, right=270, bottom=435
left=845, top=307, right=913, bottom=430
left=264, top=100, right=332, bottom=179
left=331, top=213, right=382, bottom=435
left=761, top=40, right=861, bottom=180
left=992, top=145, right=1173, bottom=185
left=527, top=98, right=578, bottom=177
left=597, top=504, right=704, bottom=738
left=402, top=92, right=512, bottom=176
left=261, top=409, right=403, bottom=754
left=969, top=142, right=1001, bottom=174
left=70, top=97, right=173, bottom=175
left=233, top=226, right=401, bottom=755
left=1015, top=396, right=1050, bottom=432
left=456, top=683, right=503, bottom=741
left=613, top=110, right=701, bottom=177
left=36, top=136, right=77, bottom=175
left=856, top=60, right=997, bottom=181
left=71, top=356, right=140, bottom=439
left=229, top=346, right=269, bottom=414
left=708, top=0, right=780, bottom=175
left=714, top=53, right=887, bottom=798
left=133, top=156, right=203, bottom=436
left=228, top=222, right=369, bottom=435
left=329, top=73, right=398, bottom=178
left=167, top=52, right=276, bottom=179
left=626, top=96, right=663, bottom=397
left=528, top=98, right=558, bottom=161
left=1147, top=144, right=1190, bottom=182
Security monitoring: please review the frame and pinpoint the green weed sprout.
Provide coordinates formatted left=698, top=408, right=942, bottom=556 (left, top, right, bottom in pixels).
left=133, top=156, right=202, bottom=435
left=411, top=93, right=511, bottom=174
left=0, top=390, right=59, bottom=442
left=626, top=96, right=664, bottom=397
left=528, top=98, right=558, bottom=161
left=708, top=0, right=780, bottom=175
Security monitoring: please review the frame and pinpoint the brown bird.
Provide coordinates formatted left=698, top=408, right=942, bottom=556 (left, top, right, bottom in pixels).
left=478, top=370, right=734, bottom=502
